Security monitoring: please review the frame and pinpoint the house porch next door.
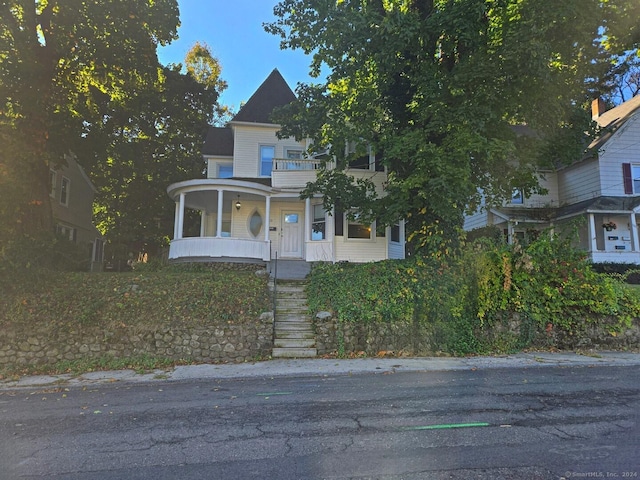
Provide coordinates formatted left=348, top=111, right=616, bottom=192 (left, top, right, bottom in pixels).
left=280, top=211, right=303, bottom=258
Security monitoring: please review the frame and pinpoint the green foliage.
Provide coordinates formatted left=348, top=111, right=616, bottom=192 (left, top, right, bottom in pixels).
left=307, top=261, right=420, bottom=323
left=267, top=0, right=640, bottom=256
left=0, top=233, right=90, bottom=295
left=0, top=0, right=180, bottom=238
left=307, top=231, right=640, bottom=356
left=1, top=271, right=270, bottom=330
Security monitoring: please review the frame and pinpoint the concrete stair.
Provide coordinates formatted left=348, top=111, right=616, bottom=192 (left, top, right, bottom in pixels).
left=272, top=280, right=317, bottom=358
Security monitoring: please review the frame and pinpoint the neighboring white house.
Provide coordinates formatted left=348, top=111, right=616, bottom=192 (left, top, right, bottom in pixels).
left=166, top=69, right=406, bottom=264
left=464, top=95, right=640, bottom=264
left=50, top=154, right=105, bottom=271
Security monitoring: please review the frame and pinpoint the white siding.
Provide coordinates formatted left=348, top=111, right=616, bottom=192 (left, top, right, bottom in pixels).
left=335, top=236, right=388, bottom=262
left=231, top=199, right=267, bottom=240
left=526, top=171, right=559, bottom=206
left=232, top=124, right=305, bottom=178
left=206, top=156, right=233, bottom=179
left=558, top=158, right=601, bottom=205
left=599, top=114, right=640, bottom=196
left=464, top=208, right=489, bottom=231
left=388, top=240, right=404, bottom=259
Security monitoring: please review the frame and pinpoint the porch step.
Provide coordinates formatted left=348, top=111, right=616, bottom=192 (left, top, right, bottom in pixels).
left=272, top=279, right=316, bottom=359
left=271, top=347, right=318, bottom=358
left=274, top=338, right=316, bottom=348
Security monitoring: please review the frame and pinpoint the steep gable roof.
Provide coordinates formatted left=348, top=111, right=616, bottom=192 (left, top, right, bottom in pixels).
left=231, top=69, right=296, bottom=124
left=203, top=127, right=234, bottom=156
left=595, top=94, right=640, bottom=129
left=588, top=95, right=640, bottom=151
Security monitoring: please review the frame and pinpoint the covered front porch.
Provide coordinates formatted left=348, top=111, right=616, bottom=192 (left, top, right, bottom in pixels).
left=168, top=179, right=273, bottom=262
left=167, top=179, right=333, bottom=263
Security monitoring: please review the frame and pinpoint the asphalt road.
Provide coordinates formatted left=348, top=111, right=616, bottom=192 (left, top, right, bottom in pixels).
left=1, top=364, right=639, bottom=479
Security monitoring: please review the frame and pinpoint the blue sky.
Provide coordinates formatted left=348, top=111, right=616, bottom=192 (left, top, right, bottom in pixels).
left=157, top=1, right=317, bottom=111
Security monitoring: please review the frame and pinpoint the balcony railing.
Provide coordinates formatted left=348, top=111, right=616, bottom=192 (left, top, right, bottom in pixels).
left=273, top=158, right=329, bottom=171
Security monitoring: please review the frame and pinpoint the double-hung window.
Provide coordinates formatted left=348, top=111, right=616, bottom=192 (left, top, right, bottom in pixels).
left=60, top=177, right=70, bottom=206
left=260, top=145, right=275, bottom=177
left=347, top=211, right=372, bottom=239
left=311, top=204, right=326, bottom=240
left=633, top=165, right=640, bottom=193
left=284, top=147, right=304, bottom=170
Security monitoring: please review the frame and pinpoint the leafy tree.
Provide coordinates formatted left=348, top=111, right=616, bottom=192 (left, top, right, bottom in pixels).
left=266, top=0, right=640, bottom=255
left=602, top=50, right=640, bottom=105
left=185, top=41, right=233, bottom=125
left=82, top=43, right=226, bottom=258
left=0, top=0, right=179, bottom=243
left=85, top=67, right=210, bottom=256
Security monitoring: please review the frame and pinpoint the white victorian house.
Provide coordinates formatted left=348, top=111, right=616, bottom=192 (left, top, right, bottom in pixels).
left=464, top=95, right=640, bottom=264
left=167, top=69, right=406, bottom=264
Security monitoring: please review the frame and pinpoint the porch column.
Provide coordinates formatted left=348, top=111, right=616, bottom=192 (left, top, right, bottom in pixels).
left=305, top=197, right=311, bottom=242
left=216, top=190, right=223, bottom=238
left=177, top=193, right=185, bottom=240
left=173, top=201, right=180, bottom=239
left=507, top=222, right=515, bottom=244
left=200, top=211, right=206, bottom=237
left=631, top=213, right=640, bottom=252
left=400, top=219, right=406, bottom=256
left=589, top=213, right=598, bottom=252
left=264, top=195, right=271, bottom=242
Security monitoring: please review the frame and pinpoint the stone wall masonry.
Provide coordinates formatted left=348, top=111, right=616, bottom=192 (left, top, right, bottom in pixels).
left=0, top=312, right=274, bottom=368
left=314, top=311, right=640, bottom=355
left=314, top=312, right=435, bottom=356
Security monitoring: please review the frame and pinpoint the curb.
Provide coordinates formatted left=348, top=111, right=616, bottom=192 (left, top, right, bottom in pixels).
left=2, top=351, right=640, bottom=390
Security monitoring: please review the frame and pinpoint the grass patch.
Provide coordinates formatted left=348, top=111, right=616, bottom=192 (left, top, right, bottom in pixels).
left=1, top=355, right=192, bottom=378
left=1, top=270, right=270, bottom=330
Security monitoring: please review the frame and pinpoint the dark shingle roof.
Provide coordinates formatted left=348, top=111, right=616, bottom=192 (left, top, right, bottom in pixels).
left=588, top=95, right=640, bottom=152
left=231, top=69, right=296, bottom=124
left=203, top=127, right=234, bottom=156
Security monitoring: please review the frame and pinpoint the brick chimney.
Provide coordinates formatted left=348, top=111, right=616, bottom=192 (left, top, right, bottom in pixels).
left=592, top=97, right=606, bottom=120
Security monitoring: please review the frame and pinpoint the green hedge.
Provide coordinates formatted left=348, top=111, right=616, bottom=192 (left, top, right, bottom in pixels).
left=307, top=231, right=640, bottom=355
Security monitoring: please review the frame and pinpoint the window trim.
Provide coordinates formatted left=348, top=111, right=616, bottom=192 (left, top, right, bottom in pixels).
left=247, top=209, right=264, bottom=238
left=346, top=210, right=375, bottom=241
left=510, top=188, right=524, bottom=205
left=630, top=164, right=640, bottom=194
left=49, top=169, right=57, bottom=198
left=60, top=176, right=70, bottom=206
left=311, top=204, right=326, bottom=241
left=259, top=144, right=275, bottom=177
left=217, top=163, right=233, bottom=179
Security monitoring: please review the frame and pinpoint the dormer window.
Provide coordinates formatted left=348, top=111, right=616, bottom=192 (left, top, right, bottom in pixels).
left=260, top=145, right=275, bottom=177
left=218, top=163, right=233, bottom=179
left=510, top=189, right=523, bottom=205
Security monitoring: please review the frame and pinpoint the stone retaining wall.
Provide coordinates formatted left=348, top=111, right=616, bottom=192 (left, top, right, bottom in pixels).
left=314, top=312, right=435, bottom=356
left=0, top=312, right=274, bottom=368
left=313, top=312, right=640, bottom=355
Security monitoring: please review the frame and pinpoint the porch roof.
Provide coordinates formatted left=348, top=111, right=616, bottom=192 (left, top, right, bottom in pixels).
left=491, top=195, right=640, bottom=223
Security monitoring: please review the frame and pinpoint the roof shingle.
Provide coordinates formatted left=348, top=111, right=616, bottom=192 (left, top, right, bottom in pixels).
left=231, top=69, right=296, bottom=124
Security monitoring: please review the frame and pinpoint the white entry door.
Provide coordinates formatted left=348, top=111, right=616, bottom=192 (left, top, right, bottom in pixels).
left=281, top=211, right=303, bottom=258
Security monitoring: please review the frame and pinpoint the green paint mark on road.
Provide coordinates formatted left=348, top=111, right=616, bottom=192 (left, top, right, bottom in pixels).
left=402, top=422, right=490, bottom=431
left=256, top=392, right=293, bottom=396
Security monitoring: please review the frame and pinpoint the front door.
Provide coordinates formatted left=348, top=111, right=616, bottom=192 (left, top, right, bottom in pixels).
left=281, top=211, right=303, bottom=258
